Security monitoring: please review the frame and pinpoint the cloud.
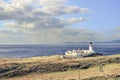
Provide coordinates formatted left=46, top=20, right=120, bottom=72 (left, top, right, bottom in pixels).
left=38, top=0, right=67, bottom=7
left=0, top=0, right=89, bottom=28
left=0, top=0, right=97, bottom=44
left=115, top=26, right=120, bottom=37
left=37, top=0, right=90, bottom=15
left=0, top=0, right=90, bottom=20
left=116, top=26, right=120, bottom=30
left=30, top=28, right=99, bottom=43
left=0, top=26, right=100, bottom=44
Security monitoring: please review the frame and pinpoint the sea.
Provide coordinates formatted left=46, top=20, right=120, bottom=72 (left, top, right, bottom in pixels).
left=0, top=43, right=120, bottom=58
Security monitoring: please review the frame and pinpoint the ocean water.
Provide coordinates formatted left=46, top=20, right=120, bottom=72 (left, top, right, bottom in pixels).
left=0, top=43, right=120, bottom=58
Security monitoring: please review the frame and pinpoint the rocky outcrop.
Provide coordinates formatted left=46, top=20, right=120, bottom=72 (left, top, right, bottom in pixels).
left=83, top=53, right=103, bottom=57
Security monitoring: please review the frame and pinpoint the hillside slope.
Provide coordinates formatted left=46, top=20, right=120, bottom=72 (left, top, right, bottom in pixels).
left=0, top=54, right=120, bottom=80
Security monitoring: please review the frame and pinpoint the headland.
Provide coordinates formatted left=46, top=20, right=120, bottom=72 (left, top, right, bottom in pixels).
left=0, top=54, right=119, bottom=80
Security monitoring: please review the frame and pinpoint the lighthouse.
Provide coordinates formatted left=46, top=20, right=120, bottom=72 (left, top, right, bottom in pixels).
left=65, top=42, right=97, bottom=57
left=89, top=42, right=94, bottom=52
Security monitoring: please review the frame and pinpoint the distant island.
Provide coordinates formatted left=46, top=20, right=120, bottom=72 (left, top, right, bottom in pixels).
left=106, top=40, right=120, bottom=43
left=65, top=40, right=120, bottom=43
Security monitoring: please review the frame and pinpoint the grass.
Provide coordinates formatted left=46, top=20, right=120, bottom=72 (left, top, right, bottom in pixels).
left=0, top=54, right=120, bottom=80
left=0, top=63, right=120, bottom=80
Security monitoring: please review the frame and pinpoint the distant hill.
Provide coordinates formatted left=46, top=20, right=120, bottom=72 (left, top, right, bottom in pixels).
left=65, top=42, right=87, bottom=43
left=65, top=40, right=120, bottom=43
left=107, top=40, right=120, bottom=43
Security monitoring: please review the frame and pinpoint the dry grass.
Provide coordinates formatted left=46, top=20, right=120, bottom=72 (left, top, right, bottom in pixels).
left=0, top=54, right=120, bottom=80
left=0, top=54, right=119, bottom=64
left=0, top=63, right=120, bottom=80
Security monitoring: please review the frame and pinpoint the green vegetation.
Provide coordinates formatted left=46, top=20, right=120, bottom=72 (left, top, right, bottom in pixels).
left=0, top=54, right=120, bottom=80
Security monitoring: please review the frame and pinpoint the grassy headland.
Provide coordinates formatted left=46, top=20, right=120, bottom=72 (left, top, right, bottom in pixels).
left=0, top=54, right=120, bottom=80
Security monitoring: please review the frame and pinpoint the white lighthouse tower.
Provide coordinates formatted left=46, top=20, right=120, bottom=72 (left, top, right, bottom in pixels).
left=89, top=42, right=95, bottom=53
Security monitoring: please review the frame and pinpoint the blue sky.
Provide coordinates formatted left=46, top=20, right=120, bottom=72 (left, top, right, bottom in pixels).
left=68, top=0, right=120, bottom=41
left=69, top=0, right=120, bottom=30
left=0, top=0, right=120, bottom=44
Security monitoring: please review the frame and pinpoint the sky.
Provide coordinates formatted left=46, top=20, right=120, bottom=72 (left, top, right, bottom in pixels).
left=0, top=0, right=120, bottom=44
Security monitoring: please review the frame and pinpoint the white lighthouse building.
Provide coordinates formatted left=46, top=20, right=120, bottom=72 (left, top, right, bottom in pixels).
left=65, top=42, right=96, bottom=57
left=88, top=42, right=95, bottom=53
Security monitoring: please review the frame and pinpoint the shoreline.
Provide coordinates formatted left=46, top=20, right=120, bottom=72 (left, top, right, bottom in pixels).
left=0, top=52, right=119, bottom=59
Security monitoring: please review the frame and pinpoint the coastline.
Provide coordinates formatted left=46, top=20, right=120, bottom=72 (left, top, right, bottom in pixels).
left=0, top=54, right=120, bottom=80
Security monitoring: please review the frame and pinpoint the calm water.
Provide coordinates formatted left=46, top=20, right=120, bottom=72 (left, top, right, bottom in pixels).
left=0, top=43, right=120, bottom=58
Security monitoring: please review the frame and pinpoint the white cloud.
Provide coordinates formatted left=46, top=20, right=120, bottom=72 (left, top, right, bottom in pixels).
left=115, top=26, right=120, bottom=37
left=37, top=0, right=90, bottom=15
left=30, top=28, right=103, bottom=43
left=0, top=0, right=90, bottom=20
left=38, top=0, right=67, bottom=6
left=0, top=0, right=98, bottom=44
left=62, top=18, right=89, bottom=24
